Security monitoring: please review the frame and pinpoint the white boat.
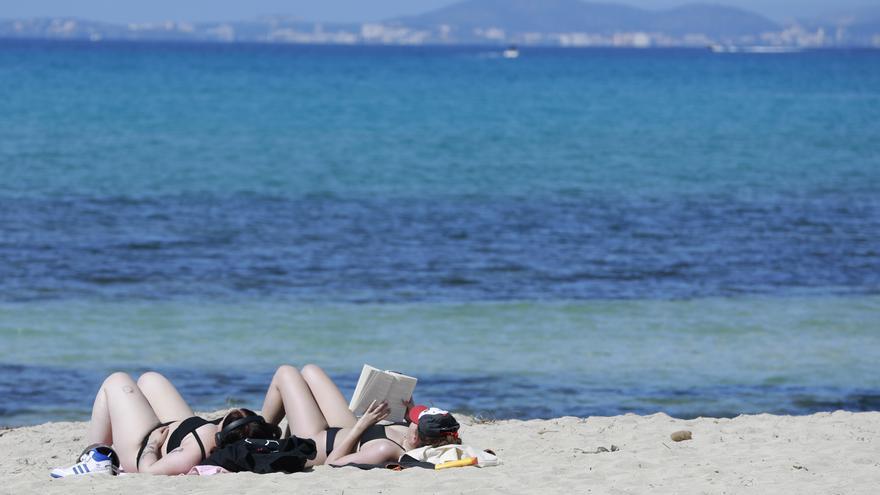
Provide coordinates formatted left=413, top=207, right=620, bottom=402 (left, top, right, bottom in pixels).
left=744, top=46, right=803, bottom=53
left=709, top=44, right=739, bottom=53
left=710, top=44, right=803, bottom=54
left=502, top=45, right=519, bottom=59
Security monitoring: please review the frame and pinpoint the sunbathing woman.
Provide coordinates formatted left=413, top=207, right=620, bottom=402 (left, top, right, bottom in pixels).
left=51, top=371, right=279, bottom=477
left=261, top=364, right=461, bottom=467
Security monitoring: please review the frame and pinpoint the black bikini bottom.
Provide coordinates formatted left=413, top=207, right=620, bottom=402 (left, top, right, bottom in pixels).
left=325, top=427, right=341, bottom=456
left=324, top=425, right=403, bottom=457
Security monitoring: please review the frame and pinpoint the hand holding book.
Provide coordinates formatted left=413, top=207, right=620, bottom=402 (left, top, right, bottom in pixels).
left=355, top=400, right=391, bottom=429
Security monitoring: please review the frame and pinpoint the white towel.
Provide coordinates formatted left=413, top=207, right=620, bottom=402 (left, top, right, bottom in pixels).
left=402, top=444, right=501, bottom=467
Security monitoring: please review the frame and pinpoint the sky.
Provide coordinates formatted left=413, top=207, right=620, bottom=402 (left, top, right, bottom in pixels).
left=0, top=0, right=871, bottom=24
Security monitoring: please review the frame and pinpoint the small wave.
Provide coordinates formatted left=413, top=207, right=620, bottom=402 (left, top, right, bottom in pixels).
left=440, top=276, right=479, bottom=286
left=80, top=274, right=144, bottom=285
left=539, top=266, right=690, bottom=283
left=793, top=393, right=880, bottom=412
left=120, top=241, right=164, bottom=251
left=483, top=263, right=529, bottom=273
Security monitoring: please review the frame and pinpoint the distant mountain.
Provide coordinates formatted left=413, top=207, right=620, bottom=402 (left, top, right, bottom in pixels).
left=0, top=1, right=877, bottom=47
left=392, top=0, right=779, bottom=38
left=651, top=4, right=779, bottom=37
left=809, top=5, right=880, bottom=25
left=849, top=18, right=880, bottom=39
left=798, top=6, right=880, bottom=46
left=393, top=0, right=651, bottom=33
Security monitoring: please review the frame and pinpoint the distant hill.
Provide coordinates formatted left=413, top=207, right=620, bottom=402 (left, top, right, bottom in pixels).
left=849, top=18, right=880, bottom=39
left=0, top=1, right=876, bottom=47
left=392, top=0, right=779, bottom=37
left=393, top=0, right=651, bottom=33
left=798, top=6, right=880, bottom=46
left=651, top=4, right=779, bottom=37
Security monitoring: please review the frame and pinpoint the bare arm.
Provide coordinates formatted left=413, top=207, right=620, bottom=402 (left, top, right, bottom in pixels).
left=327, top=400, right=397, bottom=467
left=136, top=426, right=202, bottom=475
left=136, top=425, right=168, bottom=472
left=139, top=447, right=203, bottom=475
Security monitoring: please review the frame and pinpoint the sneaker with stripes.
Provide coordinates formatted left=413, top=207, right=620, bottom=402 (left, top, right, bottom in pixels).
left=50, top=448, right=114, bottom=478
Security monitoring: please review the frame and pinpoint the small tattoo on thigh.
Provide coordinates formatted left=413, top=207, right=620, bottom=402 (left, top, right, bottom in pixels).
left=123, top=385, right=134, bottom=393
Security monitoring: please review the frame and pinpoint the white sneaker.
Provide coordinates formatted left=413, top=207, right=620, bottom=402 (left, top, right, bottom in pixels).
left=50, top=448, right=114, bottom=478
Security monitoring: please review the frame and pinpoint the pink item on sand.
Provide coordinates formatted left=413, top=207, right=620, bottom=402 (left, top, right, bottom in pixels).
left=186, top=465, right=231, bottom=476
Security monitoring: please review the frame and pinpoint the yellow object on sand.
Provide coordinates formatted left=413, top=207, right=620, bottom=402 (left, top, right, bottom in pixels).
left=435, top=457, right=478, bottom=470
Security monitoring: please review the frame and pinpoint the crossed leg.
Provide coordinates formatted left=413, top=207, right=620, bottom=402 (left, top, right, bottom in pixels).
left=136, top=371, right=194, bottom=423
left=85, top=372, right=161, bottom=473
left=300, top=364, right=356, bottom=428
left=261, top=365, right=329, bottom=438
left=261, top=365, right=361, bottom=465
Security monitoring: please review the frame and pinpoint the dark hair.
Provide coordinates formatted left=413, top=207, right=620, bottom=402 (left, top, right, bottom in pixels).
left=216, top=408, right=281, bottom=448
left=418, top=432, right=463, bottom=448
left=416, top=410, right=461, bottom=447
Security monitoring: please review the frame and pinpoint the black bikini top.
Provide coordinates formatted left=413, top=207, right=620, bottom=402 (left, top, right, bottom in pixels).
left=358, top=423, right=407, bottom=450
left=166, top=416, right=222, bottom=459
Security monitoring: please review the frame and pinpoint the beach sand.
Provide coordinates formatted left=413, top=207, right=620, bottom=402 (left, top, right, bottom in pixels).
left=3, top=411, right=878, bottom=494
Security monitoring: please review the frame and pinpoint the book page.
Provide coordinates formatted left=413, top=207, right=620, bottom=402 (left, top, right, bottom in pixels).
left=349, top=364, right=380, bottom=411
left=386, top=371, right=418, bottom=422
left=348, top=365, right=418, bottom=422
left=349, top=366, right=394, bottom=415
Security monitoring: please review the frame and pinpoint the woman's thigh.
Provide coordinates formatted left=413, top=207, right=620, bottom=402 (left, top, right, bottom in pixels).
left=101, top=373, right=161, bottom=471
left=270, top=365, right=328, bottom=437
left=301, top=364, right=357, bottom=428
left=136, top=372, right=194, bottom=423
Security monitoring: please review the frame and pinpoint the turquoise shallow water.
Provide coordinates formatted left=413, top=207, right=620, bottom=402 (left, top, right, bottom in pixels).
left=0, top=41, right=879, bottom=424
left=2, top=295, right=879, bottom=425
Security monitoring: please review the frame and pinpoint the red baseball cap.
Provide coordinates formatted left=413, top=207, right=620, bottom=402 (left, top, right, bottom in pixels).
left=408, top=405, right=430, bottom=424
left=408, top=406, right=460, bottom=438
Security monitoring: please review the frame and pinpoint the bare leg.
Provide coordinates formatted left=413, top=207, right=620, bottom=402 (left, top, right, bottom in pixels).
left=261, top=365, right=328, bottom=437
left=301, top=364, right=357, bottom=428
left=85, top=372, right=160, bottom=473
left=136, top=372, right=194, bottom=423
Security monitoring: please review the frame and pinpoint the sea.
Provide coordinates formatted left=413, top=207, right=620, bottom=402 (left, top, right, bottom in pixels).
left=1, top=40, right=878, bottom=426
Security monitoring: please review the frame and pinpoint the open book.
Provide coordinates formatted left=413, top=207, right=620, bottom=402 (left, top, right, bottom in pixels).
left=349, top=364, right=417, bottom=423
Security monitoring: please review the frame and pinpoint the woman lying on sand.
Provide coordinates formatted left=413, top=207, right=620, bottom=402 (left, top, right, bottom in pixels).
left=262, top=364, right=461, bottom=467
left=51, top=371, right=279, bottom=477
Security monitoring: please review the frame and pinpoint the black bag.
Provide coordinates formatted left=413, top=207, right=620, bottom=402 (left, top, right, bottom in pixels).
left=204, top=436, right=317, bottom=474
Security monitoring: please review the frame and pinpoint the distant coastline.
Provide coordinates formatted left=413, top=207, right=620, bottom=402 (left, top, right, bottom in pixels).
left=2, top=0, right=879, bottom=49
left=3, top=37, right=877, bottom=54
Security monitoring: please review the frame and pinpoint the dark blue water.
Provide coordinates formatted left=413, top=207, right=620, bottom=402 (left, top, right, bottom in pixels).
left=1, top=193, right=878, bottom=302
left=1, top=41, right=879, bottom=425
